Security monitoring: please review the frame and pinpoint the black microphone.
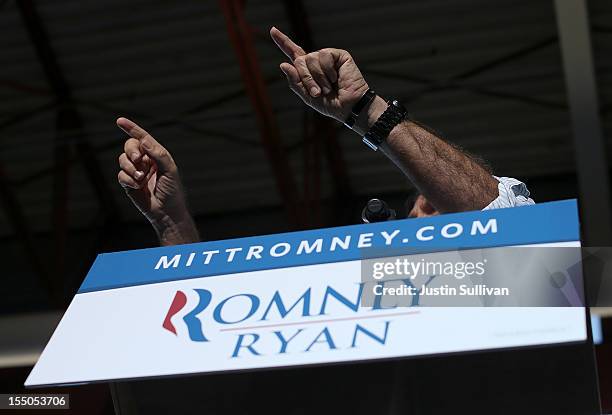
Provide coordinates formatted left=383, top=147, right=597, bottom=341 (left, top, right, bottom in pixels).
left=361, top=198, right=396, bottom=223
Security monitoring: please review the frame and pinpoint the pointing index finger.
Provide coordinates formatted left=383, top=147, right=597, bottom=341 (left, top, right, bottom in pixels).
left=116, top=117, right=152, bottom=141
left=270, top=26, right=306, bottom=61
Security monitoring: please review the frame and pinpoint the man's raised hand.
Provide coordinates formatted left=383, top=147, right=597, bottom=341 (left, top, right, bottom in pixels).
left=270, top=27, right=369, bottom=123
left=116, top=117, right=199, bottom=245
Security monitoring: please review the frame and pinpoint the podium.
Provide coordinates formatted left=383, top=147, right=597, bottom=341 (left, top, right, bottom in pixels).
left=25, top=200, right=602, bottom=414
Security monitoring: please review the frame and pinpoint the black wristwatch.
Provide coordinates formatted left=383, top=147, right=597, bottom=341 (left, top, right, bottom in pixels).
left=362, top=99, right=407, bottom=151
left=344, top=89, right=376, bottom=128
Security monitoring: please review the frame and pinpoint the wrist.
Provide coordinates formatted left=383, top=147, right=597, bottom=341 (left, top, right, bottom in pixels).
left=151, top=210, right=200, bottom=246
left=351, top=95, right=388, bottom=136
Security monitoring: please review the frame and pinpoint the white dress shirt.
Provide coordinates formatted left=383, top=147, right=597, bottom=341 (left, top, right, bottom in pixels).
left=483, top=176, right=535, bottom=210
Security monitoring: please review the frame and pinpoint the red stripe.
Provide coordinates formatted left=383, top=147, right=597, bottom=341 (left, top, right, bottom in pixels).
left=162, top=290, right=187, bottom=335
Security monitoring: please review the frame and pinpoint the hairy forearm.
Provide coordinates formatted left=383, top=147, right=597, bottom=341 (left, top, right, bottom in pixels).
left=381, top=121, right=498, bottom=212
left=354, top=96, right=499, bottom=213
left=151, top=212, right=200, bottom=246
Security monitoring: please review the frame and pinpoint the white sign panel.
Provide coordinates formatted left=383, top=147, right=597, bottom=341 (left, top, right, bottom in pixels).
left=26, top=200, right=587, bottom=387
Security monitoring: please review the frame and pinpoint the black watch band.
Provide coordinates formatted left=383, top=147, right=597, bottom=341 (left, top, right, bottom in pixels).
left=344, top=89, right=376, bottom=128
left=362, top=99, right=407, bottom=151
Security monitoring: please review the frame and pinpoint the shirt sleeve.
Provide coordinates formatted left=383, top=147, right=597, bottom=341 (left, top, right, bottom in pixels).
left=483, top=176, right=535, bottom=210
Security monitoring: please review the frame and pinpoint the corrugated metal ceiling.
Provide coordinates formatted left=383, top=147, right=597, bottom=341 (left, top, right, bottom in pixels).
left=0, top=0, right=610, bottom=236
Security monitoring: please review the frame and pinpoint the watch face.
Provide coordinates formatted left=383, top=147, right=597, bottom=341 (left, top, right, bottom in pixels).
left=392, top=100, right=407, bottom=114
left=391, top=99, right=408, bottom=117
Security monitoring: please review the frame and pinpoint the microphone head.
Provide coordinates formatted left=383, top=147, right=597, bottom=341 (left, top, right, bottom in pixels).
left=362, top=198, right=396, bottom=223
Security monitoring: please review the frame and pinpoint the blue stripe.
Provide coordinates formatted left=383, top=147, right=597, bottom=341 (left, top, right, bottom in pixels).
left=78, top=199, right=580, bottom=293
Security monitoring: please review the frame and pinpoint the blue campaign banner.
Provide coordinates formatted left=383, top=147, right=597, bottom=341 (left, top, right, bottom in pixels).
left=27, top=199, right=586, bottom=388
left=79, top=199, right=580, bottom=294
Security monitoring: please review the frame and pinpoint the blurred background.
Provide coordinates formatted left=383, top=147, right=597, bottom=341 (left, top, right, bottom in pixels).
left=0, top=0, right=611, bottom=413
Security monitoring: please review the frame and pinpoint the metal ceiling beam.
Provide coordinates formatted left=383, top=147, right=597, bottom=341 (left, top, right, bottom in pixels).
left=592, top=25, right=612, bottom=34
left=53, top=107, right=72, bottom=285
left=284, top=1, right=323, bottom=227
left=555, top=0, right=612, bottom=245
left=282, top=0, right=354, bottom=225
left=0, top=79, right=50, bottom=96
left=218, top=0, right=303, bottom=226
left=282, top=0, right=313, bottom=49
left=0, top=164, right=56, bottom=305
left=17, top=114, right=283, bottom=187
left=365, top=36, right=565, bottom=110
left=16, top=0, right=120, bottom=222
left=366, top=68, right=567, bottom=110
left=302, top=112, right=323, bottom=226
left=0, top=101, right=55, bottom=132
left=453, top=36, right=558, bottom=81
